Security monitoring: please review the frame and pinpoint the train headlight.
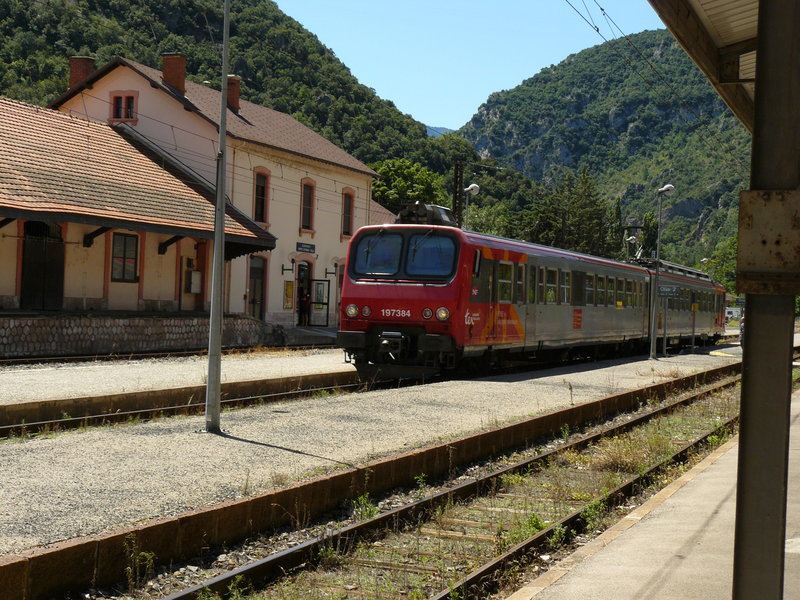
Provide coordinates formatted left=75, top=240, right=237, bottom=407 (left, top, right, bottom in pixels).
left=345, top=304, right=359, bottom=318
left=361, top=305, right=372, bottom=317
left=436, top=307, right=450, bottom=321
left=422, top=308, right=433, bottom=319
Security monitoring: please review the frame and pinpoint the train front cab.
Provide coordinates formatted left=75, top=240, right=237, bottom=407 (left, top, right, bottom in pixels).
left=336, top=223, right=465, bottom=378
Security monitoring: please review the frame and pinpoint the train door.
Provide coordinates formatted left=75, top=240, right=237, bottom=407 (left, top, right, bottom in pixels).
left=481, top=260, right=498, bottom=341
left=525, top=263, right=537, bottom=346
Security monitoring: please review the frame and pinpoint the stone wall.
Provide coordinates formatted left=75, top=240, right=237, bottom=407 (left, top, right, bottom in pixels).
left=0, top=313, right=286, bottom=358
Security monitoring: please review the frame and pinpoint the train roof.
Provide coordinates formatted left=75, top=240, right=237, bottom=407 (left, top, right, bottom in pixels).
left=353, top=222, right=721, bottom=288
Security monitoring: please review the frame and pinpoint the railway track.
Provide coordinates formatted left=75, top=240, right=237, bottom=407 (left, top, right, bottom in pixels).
left=0, top=337, right=742, bottom=439
left=0, top=375, right=373, bottom=438
left=106, top=369, right=747, bottom=600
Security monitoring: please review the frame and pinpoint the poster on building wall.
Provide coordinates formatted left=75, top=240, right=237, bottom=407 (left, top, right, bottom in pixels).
left=314, top=281, right=325, bottom=305
left=283, top=280, right=294, bottom=309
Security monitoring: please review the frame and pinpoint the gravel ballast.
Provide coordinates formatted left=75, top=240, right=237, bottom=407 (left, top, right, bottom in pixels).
left=0, top=345, right=743, bottom=556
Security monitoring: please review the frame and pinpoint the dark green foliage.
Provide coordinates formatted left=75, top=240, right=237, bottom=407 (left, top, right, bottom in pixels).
left=0, top=5, right=745, bottom=286
left=0, top=0, right=429, bottom=164
left=370, top=158, right=447, bottom=214
left=461, top=29, right=750, bottom=283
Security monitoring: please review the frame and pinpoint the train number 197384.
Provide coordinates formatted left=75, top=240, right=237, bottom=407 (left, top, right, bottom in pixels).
left=381, top=308, right=411, bottom=317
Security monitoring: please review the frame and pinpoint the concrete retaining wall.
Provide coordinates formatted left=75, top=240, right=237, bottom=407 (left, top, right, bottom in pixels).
left=0, top=313, right=286, bottom=358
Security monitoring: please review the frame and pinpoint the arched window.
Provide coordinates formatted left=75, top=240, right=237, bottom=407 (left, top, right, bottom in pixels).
left=253, top=168, right=270, bottom=223
left=300, top=178, right=315, bottom=232
left=341, top=188, right=355, bottom=237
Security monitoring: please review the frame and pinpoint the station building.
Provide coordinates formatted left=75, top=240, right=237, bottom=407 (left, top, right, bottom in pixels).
left=49, top=53, right=390, bottom=329
left=0, top=96, right=280, bottom=356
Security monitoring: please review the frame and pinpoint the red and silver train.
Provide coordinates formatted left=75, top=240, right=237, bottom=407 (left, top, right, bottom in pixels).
left=336, top=204, right=725, bottom=378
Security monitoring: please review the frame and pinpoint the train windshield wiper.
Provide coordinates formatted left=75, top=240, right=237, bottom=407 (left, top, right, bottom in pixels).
left=411, top=229, right=434, bottom=261
left=363, top=228, right=385, bottom=266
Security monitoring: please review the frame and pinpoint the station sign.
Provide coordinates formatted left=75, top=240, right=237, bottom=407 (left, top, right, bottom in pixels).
left=658, top=285, right=680, bottom=298
left=296, top=242, right=316, bottom=254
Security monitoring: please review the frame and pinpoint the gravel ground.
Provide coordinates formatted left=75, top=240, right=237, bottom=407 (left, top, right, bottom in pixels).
left=0, top=344, right=744, bottom=556
left=0, top=348, right=350, bottom=405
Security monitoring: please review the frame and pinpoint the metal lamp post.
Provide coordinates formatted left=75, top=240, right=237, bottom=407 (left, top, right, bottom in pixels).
left=203, top=0, right=231, bottom=434
left=463, top=183, right=479, bottom=229
left=648, top=183, right=674, bottom=360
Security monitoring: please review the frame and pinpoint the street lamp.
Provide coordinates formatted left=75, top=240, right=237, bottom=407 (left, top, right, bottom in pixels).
left=649, top=183, right=675, bottom=360
left=463, top=183, right=480, bottom=229
left=625, top=235, right=637, bottom=260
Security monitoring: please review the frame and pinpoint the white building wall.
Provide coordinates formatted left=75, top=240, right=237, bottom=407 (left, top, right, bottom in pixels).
left=230, top=143, right=373, bottom=327
left=63, top=223, right=106, bottom=309
left=57, top=63, right=374, bottom=326
left=0, top=223, right=18, bottom=308
left=59, top=67, right=221, bottom=187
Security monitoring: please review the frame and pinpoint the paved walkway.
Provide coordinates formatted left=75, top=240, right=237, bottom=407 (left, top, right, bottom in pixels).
left=507, top=391, right=800, bottom=599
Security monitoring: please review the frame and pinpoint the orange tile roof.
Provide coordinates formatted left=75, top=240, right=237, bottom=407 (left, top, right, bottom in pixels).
left=367, top=200, right=396, bottom=225
left=0, top=96, right=274, bottom=252
left=52, top=57, right=377, bottom=179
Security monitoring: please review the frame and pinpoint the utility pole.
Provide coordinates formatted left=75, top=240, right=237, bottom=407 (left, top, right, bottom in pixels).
left=452, top=159, right=464, bottom=227
left=203, top=0, right=231, bottom=434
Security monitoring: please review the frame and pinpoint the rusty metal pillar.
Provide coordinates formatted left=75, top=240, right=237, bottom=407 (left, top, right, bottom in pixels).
left=733, top=2, right=800, bottom=598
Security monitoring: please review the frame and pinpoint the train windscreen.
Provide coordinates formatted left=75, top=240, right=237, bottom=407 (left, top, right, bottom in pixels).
left=351, top=230, right=457, bottom=279
left=406, top=234, right=455, bottom=276
left=353, top=232, right=403, bottom=276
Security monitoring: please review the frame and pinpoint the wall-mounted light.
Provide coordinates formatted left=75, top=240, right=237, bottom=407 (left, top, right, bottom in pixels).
left=281, top=258, right=295, bottom=275
left=325, top=264, right=338, bottom=277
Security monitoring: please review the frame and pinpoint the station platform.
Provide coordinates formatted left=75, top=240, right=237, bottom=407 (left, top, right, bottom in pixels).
left=285, top=325, right=337, bottom=346
left=507, top=391, right=800, bottom=600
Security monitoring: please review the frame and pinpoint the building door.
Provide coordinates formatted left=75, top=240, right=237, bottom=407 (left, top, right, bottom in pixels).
left=247, top=256, right=265, bottom=319
left=296, top=261, right=311, bottom=326
left=309, top=279, right=330, bottom=327
left=20, top=221, right=64, bottom=310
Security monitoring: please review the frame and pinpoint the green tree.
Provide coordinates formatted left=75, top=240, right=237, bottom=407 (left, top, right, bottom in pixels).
left=369, top=158, right=447, bottom=214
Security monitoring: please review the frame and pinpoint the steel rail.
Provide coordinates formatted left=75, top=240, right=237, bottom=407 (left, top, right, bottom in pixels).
left=0, top=378, right=400, bottom=438
left=160, top=375, right=742, bottom=600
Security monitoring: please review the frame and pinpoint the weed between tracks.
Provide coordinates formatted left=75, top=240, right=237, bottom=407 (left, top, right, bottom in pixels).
left=188, top=389, right=740, bottom=600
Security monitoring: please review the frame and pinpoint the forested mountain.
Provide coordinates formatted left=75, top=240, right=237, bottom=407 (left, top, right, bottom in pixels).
left=0, top=0, right=434, bottom=164
left=0, top=2, right=747, bottom=287
left=461, top=29, right=750, bottom=270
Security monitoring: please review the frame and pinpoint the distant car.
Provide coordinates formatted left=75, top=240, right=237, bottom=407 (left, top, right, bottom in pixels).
left=739, top=317, right=745, bottom=344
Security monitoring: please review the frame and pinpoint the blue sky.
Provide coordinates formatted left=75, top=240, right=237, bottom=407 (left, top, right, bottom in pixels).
left=275, top=1, right=666, bottom=130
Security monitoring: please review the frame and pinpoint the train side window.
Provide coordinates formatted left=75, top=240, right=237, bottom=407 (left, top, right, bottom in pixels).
left=473, top=250, right=481, bottom=276
left=497, top=262, right=513, bottom=303
left=545, top=268, right=557, bottom=303
left=586, top=274, right=595, bottom=306
left=626, top=279, right=634, bottom=307
left=614, top=278, right=622, bottom=306
left=560, top=270, right=571, bottom=305
left=597, top=276, right=606, bottom=306
left=515, top=264, right=525, bottom=304
left=539, top=267, right=546, bottom=304
left=528, top=265, right=537, bottom=304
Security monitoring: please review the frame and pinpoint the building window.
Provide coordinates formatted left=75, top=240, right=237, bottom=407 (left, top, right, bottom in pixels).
left=301, top=180, right=315, bottom=231
left=111, top=233, right=138, bottom=282
left=254, top=170, right=269, bottom=223
left=109, top=91, right=138, bottom=123
left=341, top=190, right=354, bottom=237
